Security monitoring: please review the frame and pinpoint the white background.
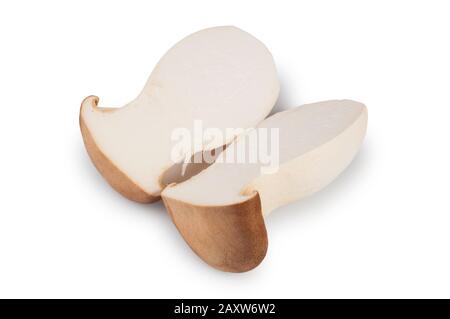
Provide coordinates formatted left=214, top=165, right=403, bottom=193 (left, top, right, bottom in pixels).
left=0, top=0, right=449, bottom=298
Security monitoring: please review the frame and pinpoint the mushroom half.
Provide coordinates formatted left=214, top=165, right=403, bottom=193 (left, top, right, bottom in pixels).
left=80, top=26, right=279, bottom=202
left=162, top=100, right=368, bottom=272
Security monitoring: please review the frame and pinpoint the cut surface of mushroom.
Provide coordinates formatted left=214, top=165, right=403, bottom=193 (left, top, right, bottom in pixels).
left=80, top=26, right=279, bottom=202
left=162, top=100, right=368, bottom=272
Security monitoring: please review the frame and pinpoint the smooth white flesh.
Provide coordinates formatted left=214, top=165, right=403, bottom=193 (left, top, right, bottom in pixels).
left=81, top=26, right=279, bottom=195
left=163, top=100, right=368, bottom=215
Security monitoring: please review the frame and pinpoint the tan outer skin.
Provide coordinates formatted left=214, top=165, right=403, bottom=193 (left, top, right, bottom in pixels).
left=163, top=192, right=267, bottom=272
left=79, top=96, right=160, bottom=203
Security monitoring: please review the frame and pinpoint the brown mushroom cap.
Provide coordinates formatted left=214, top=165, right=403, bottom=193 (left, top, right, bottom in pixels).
left=163, top=192, right=267, bottom=272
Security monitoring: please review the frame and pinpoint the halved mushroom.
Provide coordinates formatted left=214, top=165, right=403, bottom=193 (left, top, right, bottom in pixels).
left=80, top=26, right=279, bottom=202
left=162, top=100, right=368, bottom=272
